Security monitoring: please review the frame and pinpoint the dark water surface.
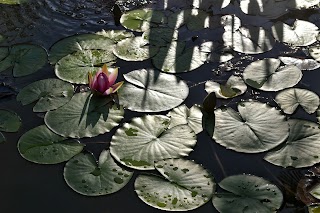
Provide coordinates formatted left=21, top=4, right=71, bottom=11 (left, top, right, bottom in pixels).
left=0, top=0, right=319, bottom=212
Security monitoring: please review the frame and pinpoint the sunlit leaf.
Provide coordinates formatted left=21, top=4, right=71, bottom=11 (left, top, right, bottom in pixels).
left=135, top=158, right=215, bottom=211
left=200, top=41, right=234, bottom=63
left=212, top=174, right=283, bottom=213
left=142, top=27, right=178, bottom=46
left=0, top=132, right=5, bottom=143
left=95, top=30, right=134, bottom=42
left=0, top=109, right=21, bottom=132
left=279, top=56, right=320, bottom=71
left=64, top=150, right=133, bottom=196
left=18, top=125, right=84, bottom=164
left=264, top=119, right=320, bottom=168
left=213, top=101, right=289, bottom=153
left=287, top=0, right=319, bottom=10
left=308, top=205, right=320, bottom=213
left=110, top=115, right=196, bottom=170
left=0, top=0, right=28, bottom=5
left=239, top=0, right=288, bottom=19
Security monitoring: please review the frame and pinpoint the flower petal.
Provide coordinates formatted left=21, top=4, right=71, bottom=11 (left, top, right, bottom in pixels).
left=97, top=73, right=110, bottom=93
left=111, top=81, right=124, bottom=93
left=88, top=71, right=93, bottom=88
left=103, top=87, right=113, bottom=96
left=108, top=67, right=119, bottom=86
left=102, top=64, right=109, bottom=77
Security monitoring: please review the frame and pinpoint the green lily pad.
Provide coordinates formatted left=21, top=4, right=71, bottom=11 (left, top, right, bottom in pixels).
left=213, top=101, right=289, bottom=153
left=110, top=115, right=197, bottom=170
left=308, top=205, right=320, bottom=213
left=205, top=75, right=247, bottom=99
left=212, top=174, right=283, bottom=213
left=17, top=78, right=74, bottom=112
left=95, top=30, right=134, bottom=42
left=0, top=0, right=28, bottom=4
left=135, top=158, right=215, bottom=211
left=113, top=36, right=159, bottom=61
left=49, top=34, right=115, bottom=64
left=55, top=49, right=116, bottom=84
left=272, top=20, right=318, bottom=46
left=0, top=109, right=21, bottom=132
left=167, top=105, right=203, bottom=134
left=0, top=44, right=47, bottom=77
left=152, top=41, right=207, bottom=73
left=45, top=92, right=124, bottom=138
left=0, top=132, right=5, bottom=143
left=120, top=8, right=166, bottom=32
left=243, top=58, right=302, bottom=91
left=64, top=150, right=133, bottom=196
left=275, top=88, right=319, bottom=114
left=118, top=69, right=189, bottom=112
left=142, top=27, right=179, bottom=46
left=18, top=125, right=84, bottom=164
left=239, top=0, right=288, bottom=19
left=279, top=56, right=320, bottom=71
left=264, top=119, right=320, bottom=168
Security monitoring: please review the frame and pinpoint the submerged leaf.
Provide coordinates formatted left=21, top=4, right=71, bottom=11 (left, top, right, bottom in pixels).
left=0, top=109, right=21, bottom=132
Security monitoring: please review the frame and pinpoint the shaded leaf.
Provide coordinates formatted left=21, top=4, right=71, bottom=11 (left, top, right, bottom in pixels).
left=0, top=109, right=21, bottom=132
left=239, top=0, right=288, bottom=19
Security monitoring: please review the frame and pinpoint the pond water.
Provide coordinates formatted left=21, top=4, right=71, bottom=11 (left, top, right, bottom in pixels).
left=1, top=0, right=320, bottom=212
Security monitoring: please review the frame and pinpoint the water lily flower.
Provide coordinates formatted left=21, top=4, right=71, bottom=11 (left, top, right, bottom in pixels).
left=88, top=64, right=124, bottom=96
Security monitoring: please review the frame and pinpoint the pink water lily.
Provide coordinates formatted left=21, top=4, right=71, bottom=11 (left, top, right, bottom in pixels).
left=88, top=64, right=124, bottom=96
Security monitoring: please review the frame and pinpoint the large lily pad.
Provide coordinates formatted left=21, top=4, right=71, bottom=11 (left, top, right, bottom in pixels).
left=212, top=174, right=283, bottom=213
left=118, top=69, right=189, bottom=112
left=264, top=119, right=320, bottom=168
left=0, top=109, right=21, bottom=132
left=0, top=44, right=47, bottom=77
left=272, top=20, right=319, bottom=46
left=45, top=92, right=124, bottom=138
left=113, top=36, right=159, bottom=61
left=279, top=56, right=320, bottom=71
left=17, top=79, right=74, bottom=112
left=205, top=75, right=247, bottom=99
left=142, top=27, right=179, bottom=46
left=55, top=49, right=116, bottom=84
left=275, top=88, right=319, bottom=114
left=213, top=101, right=289, bottom=153
left=120, top=9, right=166, bottom=32
left=64, top=150, right=133, bottom=196
left=243, top=58, right=302, bottom=91
left=110, top=115, right=196, bottom=170
left=135, top=158, right=215, bottom=211
left=18, top=125, right=84, bottom=164
left=152, top=41, right=207, bottom=73
left=239, top=0, right=288, bottom=19
left=49, top=34, right=115, bottom=64
left=167, top=105, right=203, bottom=134
left=95, top=30, right=134, bottom=42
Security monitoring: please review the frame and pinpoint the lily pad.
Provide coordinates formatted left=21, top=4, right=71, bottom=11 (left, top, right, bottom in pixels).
left=279, top=56, right=320, bottom=71
left=192, top=0, right=230, bottom=10
left=110, top=115, right=196, bottom=170
left=243, top=58, right=302, bottom=91
left=95, top=30, right=134, bottom=42
left=0, top=109, right=21, bottom=132
left=142, top=27, right=179, bottom=46
left=275, top=88, right=319, bottom=114
left=168, top=9, right=212, bottom=30
left=49, top=34, right=115, bottom=64
left=18, top=125, right=84, bottom=164
left=55, top=49, right=116, bottom=84
left=271, top=20, right=319, bottom=46
left=0, top=44, right=47, bottom=77
left=135, top=158, right=215, bottom=211
left=205, top=75, right=247, bottom=99
left=287, top=0, right=320, bottom=10
left=17, top=79, right=74, bottom=112
left=120, top=8, right=166, bottom=32
left=0, top=34, right=5, bottom=43
left=45, top=92, right=124, bottom=138
left=212, top=174, right=283, bottom=213
left=113, top=36, right=159, bottom=61
left=118, top=69, right=189, bottom=112
left=64, top=150, right=133, bottom=196
left=264, top=119, right=320, bottom=168
left=309, top=45, right=320, bottom=63
left=0, top=0, right=27, bottom=4
left=239, top=0, right=288, bottom=19
left=152, top=41, right=207, bottom=73
left=213, top=101, right=289, bottom=153
left=167, top=105, right=203, bottom=134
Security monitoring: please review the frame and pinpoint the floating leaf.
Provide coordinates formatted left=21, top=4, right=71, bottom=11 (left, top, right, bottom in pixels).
left=264, top=119, right=320, bottom=168
left=213, top=101, right=289, bottom=153
left=118, top=69, right=189, bottom=112
left=243, top=58, right=302, bottom=91
left=279, top=56, right=320, bottom=71
left=135, top=158, right=215, bottom=211
left=167, top=105, right=203, bottom=134
left=120, top=9, right=166, bottom=32
left=239, top=0, right=288, bottom=19
left=272, top=20, right=319, bottom=46
left=55, top=49, right=116, bottom=84
left=0, top=0, right=28, bottom=4
left=49, top=34, right=115, bottom=64
left=45, top=92, right=124, bottom=138
left=95, top=30, right=134, bottom=42
left=110, top=115, right=196, bottom=170
left=275, top=88, right=319, bottom=114
left=200, top=41, right=234, bottom=63
left=17, top=79, right=74, bottom=112
left=18, top=125, right=84, bottom=164
left=287, top=0, right=320, bottom=10
left=308, top=205, right=320, bottom=213
left=113, top=36, right=159, bottom=61
left=142, top=27, right=178, bottom=46
left=152, top=41, right=207, bottom=73
left=205, top=75, right=247, bottom=99
left=212, top=174, right=283, bottom=213
left=64, top=150, right=133, bottom=196
left=0, top=109, right=21, bottom=132
left=0, top=44, right=47, bottom=77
